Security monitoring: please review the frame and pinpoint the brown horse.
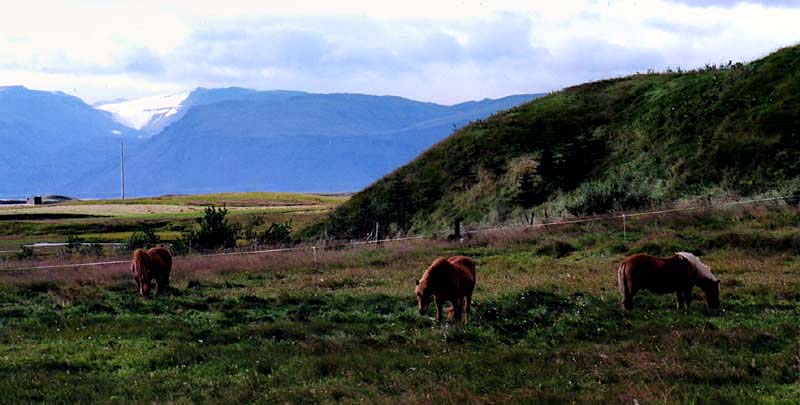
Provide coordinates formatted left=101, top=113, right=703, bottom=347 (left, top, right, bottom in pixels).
left=617, top=251, right=720, bottom=311
left=131, top=247, right=172, bottom=298
left=415, top=255, right=477, bottom=324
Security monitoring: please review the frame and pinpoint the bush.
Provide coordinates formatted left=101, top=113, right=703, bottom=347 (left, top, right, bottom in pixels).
left=535, top=240, right=576, bottom=258
left=261, top=221, right=293, bottom=246
left=127, top=228, right=161, bottom=251
left=15, top=245, right=34, bottom=260
left=65, top=234, right=84, bottom=254
left=186, top=205, right=241, bottom=251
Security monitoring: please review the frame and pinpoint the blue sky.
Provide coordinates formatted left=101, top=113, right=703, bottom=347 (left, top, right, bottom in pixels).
left=1, top=0, right=798, bottom=104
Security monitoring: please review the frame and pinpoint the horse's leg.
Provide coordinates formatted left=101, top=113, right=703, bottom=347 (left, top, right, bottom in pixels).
left=675, top=290, right=684, bottom=310
left=162, top=272, right=170, bottom=293
left=135, top=278, right=142, bottom=297
left=623, top=288, right=635, bottom=310
left=453, top=298, right=463, bottom=325
left=684, top=287, right=693, bottom=310
left=157, top=273, right=169, bottom=296
left=434, top=297, right=443, bottom=323
left=465, top=293, right=472, bottom=324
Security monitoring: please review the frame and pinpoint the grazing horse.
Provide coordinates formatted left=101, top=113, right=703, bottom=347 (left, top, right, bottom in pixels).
left=617, top=252, right=720, bottom=311
left=131, top=247, right=172, bottom=298
left=415, top=255, right=476, bottom=324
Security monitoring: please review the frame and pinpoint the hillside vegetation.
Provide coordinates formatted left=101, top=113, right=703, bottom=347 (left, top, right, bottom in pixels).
left=321, top=45, right=800, bottom=238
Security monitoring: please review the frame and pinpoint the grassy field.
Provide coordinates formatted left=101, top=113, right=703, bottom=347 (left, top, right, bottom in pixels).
left=62, top=192, right=349, bottom=207
left=1, top=204, right=798, bottom=402
left=0, top=192, right=346, bottom=253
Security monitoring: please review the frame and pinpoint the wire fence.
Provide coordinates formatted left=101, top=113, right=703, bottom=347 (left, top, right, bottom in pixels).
left=2, top=193, right=799, bottom=273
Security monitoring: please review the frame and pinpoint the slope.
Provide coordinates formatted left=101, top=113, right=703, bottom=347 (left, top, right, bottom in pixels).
left=0, top=86, right=139, bottom=198
left=320, top=45, right=800, bottom=238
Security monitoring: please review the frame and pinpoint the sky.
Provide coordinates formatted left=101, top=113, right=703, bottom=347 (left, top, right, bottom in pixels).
left=0, top=0, right=799, bottom=105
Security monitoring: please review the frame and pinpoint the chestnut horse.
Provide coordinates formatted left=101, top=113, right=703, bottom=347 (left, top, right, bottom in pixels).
left=415, top=255, right=476, bottom=324
left=131, top=247, right=172, bottom=298
left=617, top=252, right=720, bottom=311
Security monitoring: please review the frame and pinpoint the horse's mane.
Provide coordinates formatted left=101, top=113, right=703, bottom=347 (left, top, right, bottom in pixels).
left=420, top=257, right=449, bottom=283
left=676, top=252, right=716, bottom=281
left=132, top=249, right=151, bottom=277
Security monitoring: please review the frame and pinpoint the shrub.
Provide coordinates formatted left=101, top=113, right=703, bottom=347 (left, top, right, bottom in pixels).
left=15, top=245, right=34, bottom=260
left=127, top=228, right=161, bottom=251
left=65, top=234, right=84, bottom=254
left=186, top=205, right=241, bottom=251
left=261, top=221, right=293, bottom=246
left=535, top=240, right=576, bottom=258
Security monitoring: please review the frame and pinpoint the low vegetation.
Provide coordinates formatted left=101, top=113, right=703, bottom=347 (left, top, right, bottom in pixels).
left=0, top=192, right=345, bottom=259
left=321, top=44, right=800, bottom=239
left=1, top=204, right=798, bottom=402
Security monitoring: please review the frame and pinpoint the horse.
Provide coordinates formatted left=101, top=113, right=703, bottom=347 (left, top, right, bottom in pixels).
left=415, top=255, right=477, bottom=324
left=131, top=247, right=172, bottom=298
left=617, top=251, right=720, bottom=311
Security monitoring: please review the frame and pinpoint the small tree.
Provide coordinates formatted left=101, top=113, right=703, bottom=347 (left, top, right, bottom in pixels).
left=65, top=234, right=84, bottom=254
left=187, top=205, right=241, bottom=250
left=127, top=228, right=161, bottom=251
left=243, top=215, right=265, bottom=241
left=261, top=221, right=293, bottom=246
left=15, top=245, right=34, bottom=261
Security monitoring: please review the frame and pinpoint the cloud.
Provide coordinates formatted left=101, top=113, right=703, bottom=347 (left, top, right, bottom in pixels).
left=2, top=0, right=800, bottom=104
left=125, top=48, right=165, bottom=74
left=666, top=0, right=800, bottom=7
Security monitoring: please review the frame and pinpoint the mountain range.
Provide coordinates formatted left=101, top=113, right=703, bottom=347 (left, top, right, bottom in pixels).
left=0, top=86, right=540, bottom=198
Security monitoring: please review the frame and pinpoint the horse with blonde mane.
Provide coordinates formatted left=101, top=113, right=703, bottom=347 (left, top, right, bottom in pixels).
left=131, top=247, right=172, bottom=298
left=617, top=251, right=720, bottom=311
left=415, top=255, right=476, bottom=324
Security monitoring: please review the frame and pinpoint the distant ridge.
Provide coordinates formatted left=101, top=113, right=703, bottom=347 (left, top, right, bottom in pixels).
left=0, top=86, right=540, bottom=197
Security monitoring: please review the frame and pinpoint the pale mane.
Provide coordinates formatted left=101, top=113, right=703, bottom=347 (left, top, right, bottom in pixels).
left=676, top=251, right=717, bottom=281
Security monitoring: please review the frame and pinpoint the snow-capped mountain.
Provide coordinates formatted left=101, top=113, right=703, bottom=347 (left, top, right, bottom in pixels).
left=95, top=92, right=189, bottom=136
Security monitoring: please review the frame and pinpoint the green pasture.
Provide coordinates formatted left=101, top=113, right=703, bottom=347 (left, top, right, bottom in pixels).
left=1, top=206, right=798, bottom=402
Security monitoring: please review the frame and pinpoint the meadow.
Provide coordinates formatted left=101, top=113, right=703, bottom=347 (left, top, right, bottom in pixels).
left=1, top=203, right=798, bottom=402
left=0, top=192, right=346, bottom=254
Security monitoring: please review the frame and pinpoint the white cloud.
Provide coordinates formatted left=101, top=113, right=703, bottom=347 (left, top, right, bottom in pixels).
left=0, top=0, right=798, bottom=104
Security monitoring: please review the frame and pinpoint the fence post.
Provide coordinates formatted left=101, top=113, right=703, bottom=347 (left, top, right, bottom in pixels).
left=706, top=195, right=712, bottom=214
left=622, top=213, right=627, bottom=242
left=453, top=218, right=461, bottom=241
left=312, top=246, right=318, bottom=268
left=375, top=221, right=380, bottom=245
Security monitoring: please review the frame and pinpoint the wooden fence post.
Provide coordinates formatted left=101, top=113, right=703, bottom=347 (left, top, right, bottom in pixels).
left=622, top=213, right=627, bottom=242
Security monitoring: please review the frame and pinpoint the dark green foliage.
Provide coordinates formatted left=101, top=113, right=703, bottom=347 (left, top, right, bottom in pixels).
left=261, top=221, right=293, bottom=245
left=534, top=240, right=576, bottom=258
left=126, top=228, right=161, bottom=251
left=242, top=214, right=265, bottom=241
left=321, top=45, right=800, bottom=238
left=64, top=234, right=84, bottom=254
left=186, top=206, right=241, bottom=251
left=14, top=245, right=34, bottom=260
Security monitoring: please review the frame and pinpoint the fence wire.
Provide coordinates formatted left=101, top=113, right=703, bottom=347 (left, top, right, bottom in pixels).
left=2, top=193, right=799, bottom=273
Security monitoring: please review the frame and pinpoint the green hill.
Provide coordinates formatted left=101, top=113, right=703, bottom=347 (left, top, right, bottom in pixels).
left=318, top=45, right=800, bottom=239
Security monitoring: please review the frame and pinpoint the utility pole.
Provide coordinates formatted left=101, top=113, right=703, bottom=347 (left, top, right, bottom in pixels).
left=120, top=142, right=125, bottom=200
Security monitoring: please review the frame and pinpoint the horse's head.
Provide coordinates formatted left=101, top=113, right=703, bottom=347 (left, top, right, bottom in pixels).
left=415, top=257, right=448, bottom=315
left=415, top=278, right=432, bottom=315
left=677, top=252, right=720, bottom=311
left=702, top=278, right=721, bottom=311
left=132, top=249, right=152, bottom=298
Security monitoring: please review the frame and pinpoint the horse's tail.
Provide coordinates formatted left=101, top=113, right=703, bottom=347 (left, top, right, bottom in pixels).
left=617, top=261, right=629, bottom=302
